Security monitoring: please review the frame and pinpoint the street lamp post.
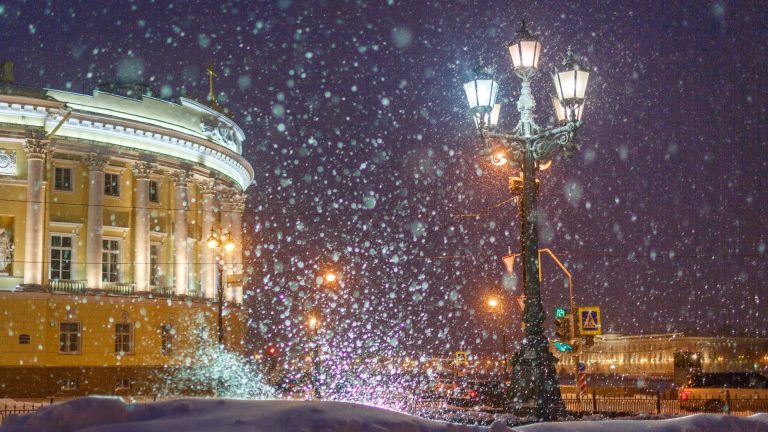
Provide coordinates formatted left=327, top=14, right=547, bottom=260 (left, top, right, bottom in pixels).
left=487, top=296, right=509, bottom=382
left=463, top=21, right=590, bottom=420
left=207, top=228, right=235, bottom=346
left=307, top=268, right=339, bottom=399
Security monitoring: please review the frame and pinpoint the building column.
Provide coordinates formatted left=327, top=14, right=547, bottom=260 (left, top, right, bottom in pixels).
left=172, top=170, right=190, bottom=296
left=220, top=190, right=235, bottom=302
left=84, top=153, right=108, bottom=289
left=199, top=180, right=217, bottom=299
left=131, top=162, right=153, bottom=292
left=230, top=192, right=246, bottom=304
left=22, top=130, right=49, bottom=288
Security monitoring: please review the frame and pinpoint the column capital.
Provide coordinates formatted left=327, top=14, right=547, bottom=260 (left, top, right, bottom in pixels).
left=197, top=179, right=217, bottom=195
left=228, top=192, right=247, bottom=212
left=171, top=170, right=191, bottom=187
left=131, top=161, right=155, bottom=179
left=23, top=130, right=49, bottom=160
left=84, top=153, right=109, bottom=172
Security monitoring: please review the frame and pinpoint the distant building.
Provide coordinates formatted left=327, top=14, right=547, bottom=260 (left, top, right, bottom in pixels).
left=554, top=333, right=768, bottom=378
left=0, top=62, right=254, bottom=397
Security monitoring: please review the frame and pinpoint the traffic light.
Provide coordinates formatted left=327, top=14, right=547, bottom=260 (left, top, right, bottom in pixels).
left=554, top=311, right=574, bottom=352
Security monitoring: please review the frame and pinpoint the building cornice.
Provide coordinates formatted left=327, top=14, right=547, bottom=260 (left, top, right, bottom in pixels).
left=0, top=94, right=254, bottom=191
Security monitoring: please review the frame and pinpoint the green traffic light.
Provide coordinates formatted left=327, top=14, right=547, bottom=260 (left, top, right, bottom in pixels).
left=554, top=341, right=573, bottom=352
left=555, top=307, right=567, bottom=318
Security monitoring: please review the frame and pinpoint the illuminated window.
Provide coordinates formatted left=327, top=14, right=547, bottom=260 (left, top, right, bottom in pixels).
left=104, top=173, right=120, bottom=196
left=116, top=378, right=131, bottom=390
left=149, top=180, right=159, bottom=203
left=50, top=235, right=73, bottom=280
left=150, top=243, right=161, bottom=287
left=161, top=323, right=174, bottom=356
left=102, top=239, right=120, bottom=282
left=115, top=323, right=133, bottom=355
left=61, top=378, right=78, bottom=391
left=59, top=322, right=81, bottom=353
left=54, top=167, right=72, bottom=191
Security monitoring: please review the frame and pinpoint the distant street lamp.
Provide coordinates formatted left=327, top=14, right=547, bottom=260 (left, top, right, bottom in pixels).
left=486, top=295, right=509, bottom=381
left=307, top=267, right=340, bottom=399
left=206, top=228, right=235, bottom=346
left=462, top=21, right=590, bottom=420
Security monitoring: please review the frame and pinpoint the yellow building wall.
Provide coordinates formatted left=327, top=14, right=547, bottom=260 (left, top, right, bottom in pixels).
left=0, top=292, right=245, bottom=368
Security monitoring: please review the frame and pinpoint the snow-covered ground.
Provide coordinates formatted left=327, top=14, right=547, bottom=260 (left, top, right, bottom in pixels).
left=2, top=397, right=768, bottom=432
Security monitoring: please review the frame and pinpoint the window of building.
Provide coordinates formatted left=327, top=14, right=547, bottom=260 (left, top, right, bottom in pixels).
left=150, top=243, right=161, bottom=287
left=116, top=378, right=131, bottom=391
left=161, top=323, right=174, bottom=356
left=149, top=180, right=159, bottom=203
left=61, top=378, right=78, bottom=391
left=115, top=323, right=133, bottom=355
left=59, top=322, right=81, bottom=353
left=102, top=239, right=120, bottom=282
left=54, top=167, right=72, bottom=191
left=50, top=235, right=73, bottom=280
left=104, top=173, right=120, bottom=197
left=18, top=334, right=30, bottom=344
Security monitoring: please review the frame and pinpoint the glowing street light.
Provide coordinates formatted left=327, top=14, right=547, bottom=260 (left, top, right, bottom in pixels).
left=486, top=294, right=508, bottom=382
left=324, top=272, right=337, bottom=284
left=207, top=228, right=236, bottom=345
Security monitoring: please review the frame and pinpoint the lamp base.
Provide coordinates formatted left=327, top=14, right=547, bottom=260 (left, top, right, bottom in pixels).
left=509, top=334, right=566, bottom=420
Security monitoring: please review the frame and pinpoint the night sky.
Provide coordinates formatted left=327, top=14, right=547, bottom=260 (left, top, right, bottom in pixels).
left=3, top=0, right=767, bottom=360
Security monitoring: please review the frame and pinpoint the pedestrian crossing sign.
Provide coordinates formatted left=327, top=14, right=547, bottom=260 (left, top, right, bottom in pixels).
left=578, top=306, right=602, bottom=335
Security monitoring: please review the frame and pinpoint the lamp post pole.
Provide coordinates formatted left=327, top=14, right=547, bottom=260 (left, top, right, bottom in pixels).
left=463, top=22, right=590, bottom=420
left=307, top=268, right=339, bottom=399
left=207, top=228, right=235, bottom=348
left=217, top=256, right=225, bottom=346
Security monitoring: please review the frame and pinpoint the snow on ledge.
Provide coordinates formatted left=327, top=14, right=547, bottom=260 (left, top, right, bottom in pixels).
left=2, top=397, right=768, bottom=432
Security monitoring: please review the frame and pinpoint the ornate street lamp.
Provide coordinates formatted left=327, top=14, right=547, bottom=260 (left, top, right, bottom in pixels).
left=463, top=21, right=591, bottom=420
left=206, top=228, right=235, bottom=346
left=486, top=295, right=509, bottom=382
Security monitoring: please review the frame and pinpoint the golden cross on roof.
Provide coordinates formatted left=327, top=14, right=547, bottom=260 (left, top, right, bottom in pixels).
left=207, top=64, right=218, bottom=104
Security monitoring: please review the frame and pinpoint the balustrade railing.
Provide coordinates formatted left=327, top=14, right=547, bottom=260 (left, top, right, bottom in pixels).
left=151, top=286, right=174, bottom=298
left=47, top=280, right=87, bottom=294
left=103, top=282, right=136, bottom=296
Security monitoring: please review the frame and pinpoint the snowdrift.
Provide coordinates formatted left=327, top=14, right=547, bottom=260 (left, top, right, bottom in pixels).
left=2, top=397, right=768, bottom=432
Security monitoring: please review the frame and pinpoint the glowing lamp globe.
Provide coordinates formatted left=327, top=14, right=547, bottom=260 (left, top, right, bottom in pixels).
left=552, top=47, right=590, bottom=115
left=464, top=68, right=499, bottom=125
left=508, top=21, right=542, bottom=72
left=491, top=150, right=508, bottom=166
left=224, top=234, right=236, bottom=252
left=206, top=234, right=219, bottom=249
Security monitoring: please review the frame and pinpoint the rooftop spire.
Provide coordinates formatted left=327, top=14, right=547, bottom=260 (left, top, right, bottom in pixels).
left=207, top=64, right=218, bottom=104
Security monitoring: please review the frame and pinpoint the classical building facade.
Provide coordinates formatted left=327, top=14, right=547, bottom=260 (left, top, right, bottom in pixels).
left=554, top=333, right=768, bottom=377
left=0, top=64, right=254, bottom=397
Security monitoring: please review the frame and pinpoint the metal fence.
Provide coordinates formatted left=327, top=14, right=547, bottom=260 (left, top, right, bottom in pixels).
left=563, top=393, right=768, bottom=416
left=0, top=403, right=44, bottom=423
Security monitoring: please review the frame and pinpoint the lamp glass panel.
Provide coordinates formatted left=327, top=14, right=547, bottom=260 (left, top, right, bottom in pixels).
left=554, top=70, right=590, bottom=101
left=490, top=103, right=501, bottom=126
left=552, top=96, right=566, bottom=122
left=463, top=79, right=498, bottom=109
left=508, top=43, right=522, bottom=69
